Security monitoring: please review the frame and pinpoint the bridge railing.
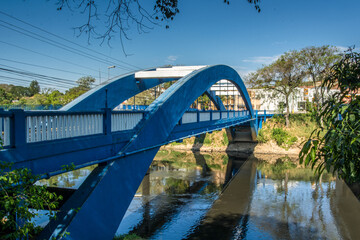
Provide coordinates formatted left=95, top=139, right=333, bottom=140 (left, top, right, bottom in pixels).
left=0, top=109, right=252, bottom=148
left=111, top=111, right=144, bottom=132
left=180, top=110, right=250, bottom=124
left=26, top=111, right=104, bottom=143
left=0, top=109, right=11, bottom=147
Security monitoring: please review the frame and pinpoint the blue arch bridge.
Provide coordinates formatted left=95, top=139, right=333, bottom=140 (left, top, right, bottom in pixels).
left=0, top=65, right=273, bottom=239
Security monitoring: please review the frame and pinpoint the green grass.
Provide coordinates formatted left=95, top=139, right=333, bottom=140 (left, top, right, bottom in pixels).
left=258, top=113, right=317, bottom=149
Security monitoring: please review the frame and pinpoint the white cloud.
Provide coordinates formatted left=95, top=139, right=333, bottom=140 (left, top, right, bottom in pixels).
left=242, top=55, right=280, bottom=65
left=336, top=45, right=359, bottom=53
left=166, top=55, right=178, bottom=63
left=232, top=66, right=255, bottom=78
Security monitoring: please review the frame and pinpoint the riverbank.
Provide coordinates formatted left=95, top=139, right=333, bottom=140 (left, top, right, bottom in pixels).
left=161, top=141, right=301, bottom=155
left=161, top=114, right=314, bottom=157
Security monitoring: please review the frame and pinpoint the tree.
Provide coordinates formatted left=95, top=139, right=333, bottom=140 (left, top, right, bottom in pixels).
left=0, top=161, right=62, bottom=239
left=76, top=76, right=96, bottom=91
left=29, top=80, right=40, bottom=96
left=299, top=49, right=360, bottom=184
left=9, top=86, right=31, bottom=100
left=247, top=51, right=305, bottom=127
left=55, top=0, right=260, bottom=53
left=0, top=88, right=13, bottom=105
left=62, top=76, right=96, bottom=104
left=298, top=46, right=341, bottom=106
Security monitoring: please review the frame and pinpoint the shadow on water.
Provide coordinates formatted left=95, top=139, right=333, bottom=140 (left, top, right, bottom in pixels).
left=184, top=156, right=255, bottom=240
left=38, top=130, right=360, bottom=240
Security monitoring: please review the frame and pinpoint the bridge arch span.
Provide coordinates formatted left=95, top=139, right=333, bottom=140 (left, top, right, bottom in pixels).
left=122, top=64, right=255, bottom=153
left=41, top=65, right=258, bottom=240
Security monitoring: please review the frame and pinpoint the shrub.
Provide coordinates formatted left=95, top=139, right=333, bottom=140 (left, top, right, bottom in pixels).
left=271, top=128, right=297, bottom=149
left=222, top=132, right=229, bottom=146
left=271, top=128, right=289, bottom=146
left=257, top=129, right=269, bottom=143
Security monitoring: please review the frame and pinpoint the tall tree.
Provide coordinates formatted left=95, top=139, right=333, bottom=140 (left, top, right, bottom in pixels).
left=29, top=80, right=40, bottom=96
left=76, top=76, right=96, bottom=91
left=298, top=46, right=341, bottom=106
left=247, top=51, right=305, bottom=127
left=300, top=49, right=360, bottom=185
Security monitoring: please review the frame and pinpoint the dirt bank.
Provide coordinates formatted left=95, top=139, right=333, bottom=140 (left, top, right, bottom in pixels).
left=161, top=141, right=301, bottom=157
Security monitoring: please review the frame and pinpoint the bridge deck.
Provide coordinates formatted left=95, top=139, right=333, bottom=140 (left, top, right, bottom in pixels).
left=0, top=109, right=272, bottom=177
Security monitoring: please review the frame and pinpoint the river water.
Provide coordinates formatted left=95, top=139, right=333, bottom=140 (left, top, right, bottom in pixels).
left=38, top=150, right=360, bottom=239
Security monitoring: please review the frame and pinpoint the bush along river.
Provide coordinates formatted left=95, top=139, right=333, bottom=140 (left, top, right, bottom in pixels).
left=37, top=150, right=360, bottom=240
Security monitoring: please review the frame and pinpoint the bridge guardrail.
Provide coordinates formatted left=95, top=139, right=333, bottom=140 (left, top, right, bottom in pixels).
left=111, top=112, right=144, bottom=132
left=181, top=110, right=250, bottom=125
left=25, top=111, right=104, bottom=143
left=0, top=110, right=12, bottom=147
left=0, top=109, right=254, bottom=147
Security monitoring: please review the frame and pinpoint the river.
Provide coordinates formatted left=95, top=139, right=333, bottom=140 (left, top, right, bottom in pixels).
left=37, top=150, right=360, bottom=240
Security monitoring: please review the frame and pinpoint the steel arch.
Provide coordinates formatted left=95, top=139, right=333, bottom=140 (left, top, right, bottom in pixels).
left=54, top=65, right=256, bottom=240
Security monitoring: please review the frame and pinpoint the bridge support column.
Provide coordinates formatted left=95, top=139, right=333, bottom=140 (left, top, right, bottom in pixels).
left=40, top=148, right=160, bottom=240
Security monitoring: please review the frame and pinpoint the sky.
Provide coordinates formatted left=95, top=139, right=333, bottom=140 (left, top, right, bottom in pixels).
left=1, top=0, right=359, bottom=91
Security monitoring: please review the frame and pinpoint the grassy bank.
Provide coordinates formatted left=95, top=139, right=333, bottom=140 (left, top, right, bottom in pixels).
left=257, top=113, right=319, bottom=150
left=162, top=113, right=318, bottom=152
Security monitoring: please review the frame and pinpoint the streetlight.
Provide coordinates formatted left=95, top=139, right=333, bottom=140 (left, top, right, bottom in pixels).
left=108, top=65, right=116, bottom=80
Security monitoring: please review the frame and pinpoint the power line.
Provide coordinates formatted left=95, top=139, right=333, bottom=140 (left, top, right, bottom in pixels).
left=0, top=63, right=77, bottom=84
left=0, top=19, right=135, bottom=72
left=0, top=66, right=77, bottom=88
left=0, top=40, right=104, bottom=75
left=0, top=10, right=142, bottom=70
left=0, top=21, right=134, bottom=72
left=0, top=58, right=89, bottom=76
left=0, top=75, right=70, bottom=90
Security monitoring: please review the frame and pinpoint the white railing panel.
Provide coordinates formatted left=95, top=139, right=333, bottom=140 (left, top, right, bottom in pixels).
left=212, top=112, right=220, bottom=120
left=221, top=112, right=228, bottom=119
left=182, top=112, right=197, bottom=124
left=26, top=113, right=103, bottom=143
left=229, top=112, right=234, bottom=119
left=199, top=112, right=210, bottom=122
left=0, top=117, right=11, bottom=146
left=111, top=113, right=143, bottom=132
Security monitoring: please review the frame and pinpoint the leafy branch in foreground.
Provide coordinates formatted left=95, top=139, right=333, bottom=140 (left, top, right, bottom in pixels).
left=0, top=161, right=62, bottom=239
left=299, top=49, right=360, bottom=184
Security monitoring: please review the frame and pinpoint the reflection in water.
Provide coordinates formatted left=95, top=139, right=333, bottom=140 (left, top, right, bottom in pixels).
left=116, top=151, right=360, bottom=240
left=38, top=151, right=360, bottom=240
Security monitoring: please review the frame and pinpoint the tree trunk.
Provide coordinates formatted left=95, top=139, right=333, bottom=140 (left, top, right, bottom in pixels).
left=285, top=95, right=290, bottom=128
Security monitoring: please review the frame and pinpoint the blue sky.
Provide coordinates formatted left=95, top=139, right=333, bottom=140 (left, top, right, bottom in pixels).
left=1, top=0, right=359, bottom=90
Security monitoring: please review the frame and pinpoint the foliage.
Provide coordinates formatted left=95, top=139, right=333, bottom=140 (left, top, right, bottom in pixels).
left=76, top=76, right=95, bottom=91
left=55, top=0, right=260, bottom=53
left=299, top=49, right=360, bottom=184
left=29, top=81, right=40, bottom=96
left=258, top=114, right=316, bottom=150
left=298, top=46, right=341, bottom=105
left=271, top=128, right=297, bottom=149
left=0, top=161, right=62, bottom=239
left=257, top=129, right=269, bottom=143
left=247, top=46, right=340, bottom=127
left=222, top=131, right=229, bottom=146
left=0, top=76, right=95, bottom=107
left=247, top=51, right=306, bottom=127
